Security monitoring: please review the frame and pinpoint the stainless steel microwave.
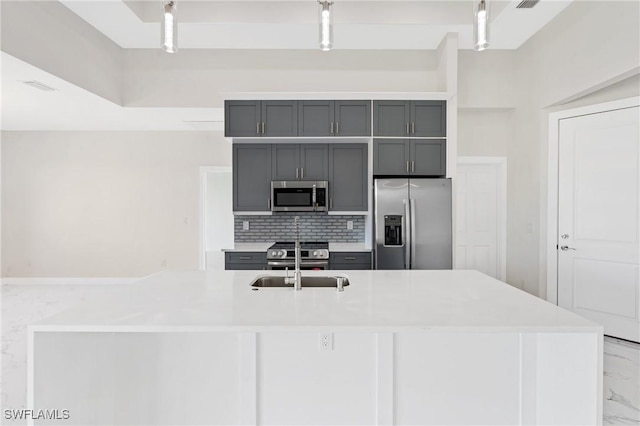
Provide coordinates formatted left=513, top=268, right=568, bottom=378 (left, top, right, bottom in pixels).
left=271, top=181, right=328, bottom=212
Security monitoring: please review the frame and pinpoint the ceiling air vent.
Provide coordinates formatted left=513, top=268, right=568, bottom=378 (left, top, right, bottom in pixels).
left=22, top=80, right=55, bottom=91
left=516, top=0, right=540, bottom=8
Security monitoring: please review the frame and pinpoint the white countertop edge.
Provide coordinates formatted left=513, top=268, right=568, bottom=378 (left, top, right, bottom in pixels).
left=221, top=242, right=371, bottom=252
left=220, top=243, right=273, bottom=252
left=29, top=324, right=603, bottom=334
left=329, top=243, right=371, bottom=252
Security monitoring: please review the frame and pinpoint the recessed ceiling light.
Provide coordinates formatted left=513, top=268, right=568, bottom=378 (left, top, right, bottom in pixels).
left=22, top=80, right=55, bottom=92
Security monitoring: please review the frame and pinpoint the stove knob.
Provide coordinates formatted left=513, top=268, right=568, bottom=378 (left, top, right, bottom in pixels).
left=312, top=250, right=318, bottom=257
left=279, top=250, right=286, bottom=258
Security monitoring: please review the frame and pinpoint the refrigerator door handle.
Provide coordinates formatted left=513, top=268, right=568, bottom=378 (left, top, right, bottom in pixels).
left=404, top=198, right=411, bottom=269
left=410, top=198, right=416, bottom=268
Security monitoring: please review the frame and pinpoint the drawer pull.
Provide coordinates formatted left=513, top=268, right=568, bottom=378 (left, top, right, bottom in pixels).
left=239, top=256, right=252, bottom=260
left=344, top=257, right=357, bottom=261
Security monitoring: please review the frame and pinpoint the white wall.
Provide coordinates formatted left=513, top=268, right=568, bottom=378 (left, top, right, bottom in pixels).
left=513, top=0, right=640, bottom=296
left=1, top=131, right=231, bottom=277
left=456, top=1, right=639, bottom=295
left=122, top=49, right=441, bottom=107
left=457, top=109, right=513, bottom=157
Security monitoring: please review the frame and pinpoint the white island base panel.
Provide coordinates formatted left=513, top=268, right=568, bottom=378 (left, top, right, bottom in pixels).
left=30, top=330, right=601, bottom=425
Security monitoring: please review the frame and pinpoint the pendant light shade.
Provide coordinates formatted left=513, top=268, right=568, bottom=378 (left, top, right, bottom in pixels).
left=319, top=1, right=333, bottom=51
left=473, top=0, right=489, bottom=51
left=161, top=1, right=178, bottom=53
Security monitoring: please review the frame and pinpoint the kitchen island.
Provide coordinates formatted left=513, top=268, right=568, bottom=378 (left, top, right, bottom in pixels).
left=29, top=270, right=602, bottom=425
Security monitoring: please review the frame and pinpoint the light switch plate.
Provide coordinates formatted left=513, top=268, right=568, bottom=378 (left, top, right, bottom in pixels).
left=347, top=220, right=353, bottom=230
left=243, top=221, right=249, bottom=231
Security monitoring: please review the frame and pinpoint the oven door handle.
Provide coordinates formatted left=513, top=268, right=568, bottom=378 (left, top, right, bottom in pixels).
left=267, top=260, right=328, bottom=267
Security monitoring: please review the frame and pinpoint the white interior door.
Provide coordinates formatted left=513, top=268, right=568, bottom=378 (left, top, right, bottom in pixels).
left=455, top=159, right=506, bottom=281
left=558, top=106, right=640, bottom=342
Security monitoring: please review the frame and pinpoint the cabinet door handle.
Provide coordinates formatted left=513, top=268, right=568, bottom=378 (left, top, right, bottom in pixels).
left=267, top=198, right=271, bottom=209
left=411, top=122, right=415, bottom=134
left=330, top=198, right=333, bottom=209
left=296, top=168, right=299, bottom=179
left=330, top=122, right=334, bottom=134
left=411, top=161, right=415, bottom=172
left=406, top=161, right=410, bottom=172
left=256, top=122, right=260, bottom=135
left=406, top=122, right=410, bottom=135
left=336, top=122, right=339, bottom=134
left=301, top=168, right=304, bottom=179
left=261, top=122, right=265, bottom=134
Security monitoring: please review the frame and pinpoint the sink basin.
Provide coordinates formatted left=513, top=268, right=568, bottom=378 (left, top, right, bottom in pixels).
left=250, top=275, right=350, bottom=288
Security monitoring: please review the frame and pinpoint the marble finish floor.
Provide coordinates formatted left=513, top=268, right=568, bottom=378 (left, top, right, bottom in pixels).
left=604, top=336, right=640, bottom=424
left=2, top=283, right=639, bottom=425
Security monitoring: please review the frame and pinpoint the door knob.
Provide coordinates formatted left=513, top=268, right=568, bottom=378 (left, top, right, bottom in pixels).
left=561, top=233, right=570, bottom=239
left=560, top=246, right=576, bottom=251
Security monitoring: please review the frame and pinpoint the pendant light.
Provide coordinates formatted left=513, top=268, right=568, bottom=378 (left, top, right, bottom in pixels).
left=319, top=1, right=333, bottom=51
left=473, top=0, right=489, bottom=51
left=161, top=1, right=178, bottom=53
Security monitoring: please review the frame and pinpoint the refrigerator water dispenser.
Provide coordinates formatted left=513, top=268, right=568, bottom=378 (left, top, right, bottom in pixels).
left=384, top=215, right=403, bottom=246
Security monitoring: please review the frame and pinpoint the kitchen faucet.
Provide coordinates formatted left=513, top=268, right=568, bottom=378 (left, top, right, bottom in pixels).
left=284, top=216, right=302, bottom=290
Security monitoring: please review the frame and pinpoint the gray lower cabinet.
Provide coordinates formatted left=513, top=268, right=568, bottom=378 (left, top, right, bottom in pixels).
left=374, top=139, right=445, bottom=177
left=225, top=252, right=267, bottom=270
left=233, top=144, right=272, bottom=211
left=373, top=100, right=446, bottom=137
left=330, top=252, right=372, bottom=270
left=225, top=100, right=297, bottom=137
left=329, top=144, right=368, bottom=211
left=272, top=144, right=328, bottom=181
left=298, top=100, right=371, bottom=137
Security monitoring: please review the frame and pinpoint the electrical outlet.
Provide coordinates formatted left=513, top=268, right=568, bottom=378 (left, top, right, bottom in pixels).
left=243, top=221, right=249, bottom=231
left=319, top=333, right=333, bottom=351
left=347, top=220, right=353, bottom=230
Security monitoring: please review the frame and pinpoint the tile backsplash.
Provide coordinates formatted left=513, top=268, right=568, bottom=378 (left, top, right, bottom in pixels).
left=234, top=212, right=366, bottom=242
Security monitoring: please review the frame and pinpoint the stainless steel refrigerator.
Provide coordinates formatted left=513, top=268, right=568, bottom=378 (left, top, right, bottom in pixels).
left=374, top=178, right=452, bottom=269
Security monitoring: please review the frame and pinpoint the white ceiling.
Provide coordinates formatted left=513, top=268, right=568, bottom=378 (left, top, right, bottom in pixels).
left=60, top=0, right=574, bottom=50
left=1, top=0, right=576, bottom=131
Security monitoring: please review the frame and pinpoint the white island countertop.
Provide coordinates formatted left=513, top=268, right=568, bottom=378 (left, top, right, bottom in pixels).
left=32, top=270, right=600, bottom=333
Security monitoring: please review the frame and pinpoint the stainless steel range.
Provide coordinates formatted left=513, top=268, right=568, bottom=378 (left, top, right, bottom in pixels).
left=267, top=241, right=329, bottom=270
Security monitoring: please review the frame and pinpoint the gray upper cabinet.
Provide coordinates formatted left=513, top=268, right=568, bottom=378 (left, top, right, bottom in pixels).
left=225, top=100, right=297, bottom=137
left=233, top=144, right=272, bottom=211
left=329, top=144, right=368, bottom=211
left=298, top=100, right=371, bottom=137
left=411, top=139, right=446, bottom=176
left=298, top=101, right=333, bottom=136
left=374, top=139, right=410, bottom=175
left=225, top=101, right=261, bottom=137
left=300, top=144, right=329, bottom=180
left=271, top=144, right=299, bottom=180
left=374, top=139, right=446, bottom=177
left=373, top=100, right=410, bottom=137
left=373, top=100, right=446, bottom=137
left=262, top=101, right=298, bottom=137
left=411, top=101, right=446, bottom=137
left=334, top=101, right=371, bottom=136
left=272, top=144, right=328, bottom=180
